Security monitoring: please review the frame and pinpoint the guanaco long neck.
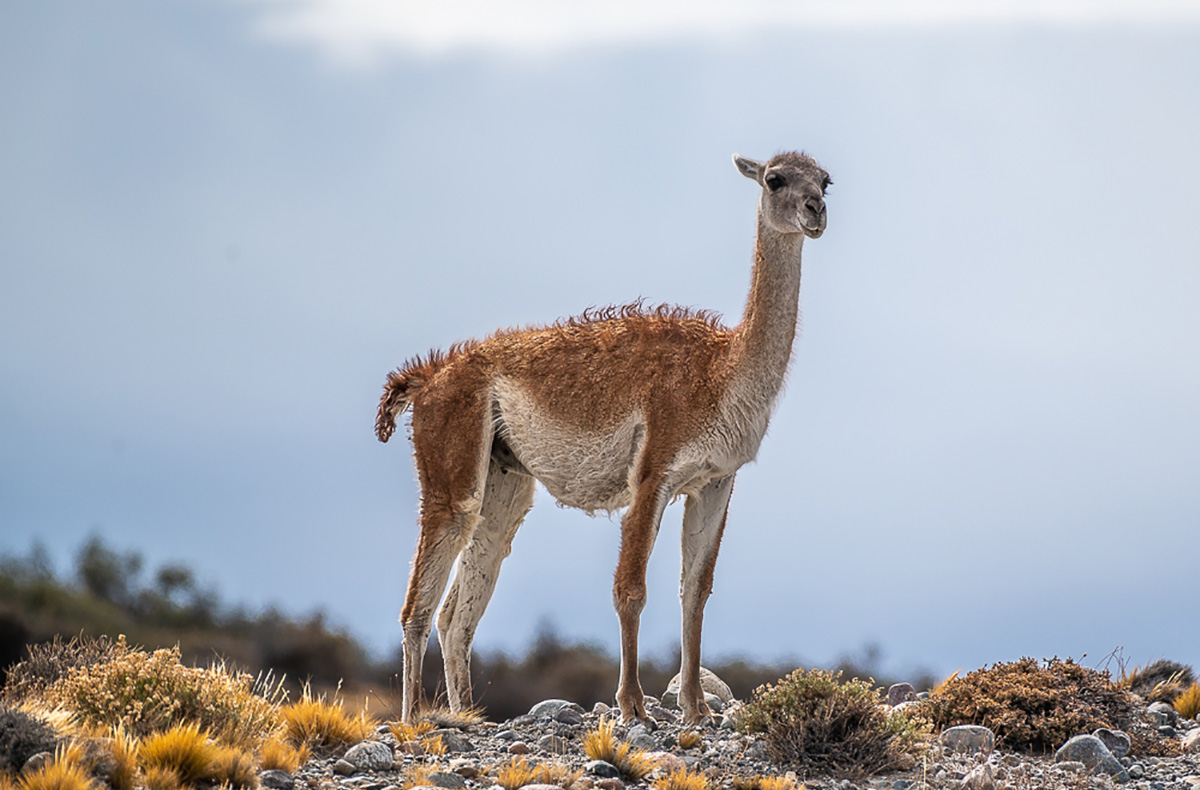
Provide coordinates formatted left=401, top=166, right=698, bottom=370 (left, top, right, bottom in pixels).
left=731, top=213, right=805, bottom=402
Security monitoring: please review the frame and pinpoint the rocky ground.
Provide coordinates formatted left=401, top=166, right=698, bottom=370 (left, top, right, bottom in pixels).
left=263, top=687, right=1200, bottom=790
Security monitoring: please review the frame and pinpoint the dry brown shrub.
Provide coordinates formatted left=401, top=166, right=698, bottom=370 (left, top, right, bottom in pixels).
left=921, top=657, right=1136, bottom=753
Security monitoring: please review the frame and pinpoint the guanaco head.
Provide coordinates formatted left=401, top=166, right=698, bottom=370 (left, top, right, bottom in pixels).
left=733, top=151, right=831, bottom=239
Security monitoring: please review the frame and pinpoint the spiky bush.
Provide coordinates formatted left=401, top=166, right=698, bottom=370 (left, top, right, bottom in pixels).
left=278, top=690, right=375, bottom=755
left=0, top=705, right=61, bottom=775
left=736, top=668, right=926, bottom=779
left=922, top=657, right=1135, bottom=753
left=1123, top=659, right=1195, bottom=704
left=42, top=639, right=281, bottom=746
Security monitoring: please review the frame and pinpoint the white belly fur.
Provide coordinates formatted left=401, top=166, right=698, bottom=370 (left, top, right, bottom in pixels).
left=491, top=376, right=775, bottom=515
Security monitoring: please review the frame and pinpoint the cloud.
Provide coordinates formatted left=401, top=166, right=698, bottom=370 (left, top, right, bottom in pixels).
left=239, top=0, right=1200, bottom=64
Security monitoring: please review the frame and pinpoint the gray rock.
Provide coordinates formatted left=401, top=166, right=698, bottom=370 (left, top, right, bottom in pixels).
left=536, top=734, right=571, bottom=754
left=259, top=770, right=295, bottom=790
left=586, top=760, right=621, bottom=779
left=887, top=683, right=917, bottom=707
left=892, top=782, right=912, bottom=790
left=428, top=771, right=466, bottom=789
left=662, top=668, right=735, bottom=707
left=344, top=740, right=394, bottom=771
left=1158, top=726, right=1178, bottom=738
left=940, top=725, right=996, bottom=755
left=333, top=759, right=357, bottom=776
left=554, top=707, right=584, bottom=726
left=1055, top=734, right=1130, bottom=782
left=593, top=702, right=612, bottom=716
left=508, top=742, right=529, bottom=755
left=1093, top=728, right=1132, bottom=759
left=22, top=753, right=52, bottom=774
left=1148, top=701, right=1178, bottom=726
left=1184, top=728, right=1200, bottom=752
left=650, top=705, right=678, bottom=724
left=960, top=763, right=996, bottom=790
left=1128, top=763, right=1145, bottom=779
left=430, top=729, right=474, bottom=753
left=529, top=699, right=584, bottom=718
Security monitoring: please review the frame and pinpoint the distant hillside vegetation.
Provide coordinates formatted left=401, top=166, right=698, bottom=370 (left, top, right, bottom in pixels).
left=0, top=535, right=930, bottom=721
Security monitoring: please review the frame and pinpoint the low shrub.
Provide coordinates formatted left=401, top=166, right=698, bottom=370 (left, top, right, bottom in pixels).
left=736, top=668, right=925, bottom=779
left=42, top=638, right=281, bottom=747
left=922, top=657, right=1135, bottom=753
left=2, top=635, right=121, bottom=704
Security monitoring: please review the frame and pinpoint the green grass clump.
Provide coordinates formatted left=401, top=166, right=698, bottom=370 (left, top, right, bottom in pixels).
left=737, top=668, right=926, bottom=780
left=922, top=656, right=1135, bottom=753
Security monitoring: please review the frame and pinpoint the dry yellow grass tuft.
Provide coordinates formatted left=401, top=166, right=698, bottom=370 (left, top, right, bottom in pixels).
left=533, top=761, right=583, bottom=790
left=138, top=723, right=219, bottom=785
left=15, top=745, right=95, bottom=790
left=258, top=736, right=309, bottom=773
left=1175, top=683, right=1200, bottom=720
left=141, top=764, right=182, bottom=790
left=107, top=727, right=140, bottom=790
left=494, top=757, right=538, bottom=790
left=582, top=716, right=657, bottom=781
left=209, top=744, right=258, bottom=789
left=417, top=705, right=485, bottom=730
left=732, top=775, right=800, bottom=790
left=402, top=764, right=436, bottom=790
left=279, top=689, right=376, bottom=754
left=653, top=769, right=708, bottom=790
left=582, top=717, right=618, bottom=763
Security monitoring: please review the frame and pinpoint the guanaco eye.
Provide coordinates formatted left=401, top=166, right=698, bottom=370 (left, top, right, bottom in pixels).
left=822, top=176, right=833, bottom=192
left=765, top=173, right=786, bottom=192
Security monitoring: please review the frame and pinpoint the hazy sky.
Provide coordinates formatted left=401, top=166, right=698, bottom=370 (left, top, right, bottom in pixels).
left=2, top=1, right=1198, bottom=683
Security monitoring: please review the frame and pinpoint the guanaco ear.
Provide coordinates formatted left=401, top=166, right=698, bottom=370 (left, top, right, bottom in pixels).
left=733, top=154, right=764, bottom=184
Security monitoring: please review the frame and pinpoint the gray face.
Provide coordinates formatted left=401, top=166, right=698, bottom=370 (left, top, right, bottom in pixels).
left=734, top=151, right=832, bottom=238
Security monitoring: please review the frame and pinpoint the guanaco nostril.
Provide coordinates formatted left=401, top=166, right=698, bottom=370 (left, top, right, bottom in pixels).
left=805, top=198, right=825, bottom=215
